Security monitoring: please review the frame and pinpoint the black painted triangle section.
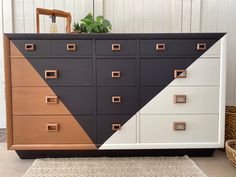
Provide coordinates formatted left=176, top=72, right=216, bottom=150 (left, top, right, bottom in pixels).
left=12, top=35, right=223, bottom=148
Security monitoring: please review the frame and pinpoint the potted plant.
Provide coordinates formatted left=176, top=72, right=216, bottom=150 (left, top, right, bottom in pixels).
left=72, top=13, right=112, bottom=33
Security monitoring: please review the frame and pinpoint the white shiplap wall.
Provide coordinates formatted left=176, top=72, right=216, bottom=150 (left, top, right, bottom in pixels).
left=0, top=0, right=236, bottom=128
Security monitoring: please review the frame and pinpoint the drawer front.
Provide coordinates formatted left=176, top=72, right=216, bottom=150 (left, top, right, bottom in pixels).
left=140, top=59, right=195, bottom=86
left=52, top=40, right=92, bottom=56
left=97, top=87, right=138, bottom=114
left=169, top=59, right=220, bottom=86
left=140, top=115, right=219, bottom=143
left=12, top=87, right=93, bottom=115
left=140, top=40, right=180, bottom=56
left=140, top=86, right=219, bottom=114
left=11, top=59, right=93, bottom=86
left=11, top=40, right=51, bottom=56
left=96, top=115, right=135, bottom=145
left=96, top=40, right=136, bottom=56
left=96, top=59, right=136, bottom=86
left=180, top=39, right=217, bottom=55
left=13, top=116, right=94, bottom=144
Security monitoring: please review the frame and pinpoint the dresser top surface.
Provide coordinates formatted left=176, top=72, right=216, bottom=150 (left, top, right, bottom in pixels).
left=5, top=33, right=226, bottom=40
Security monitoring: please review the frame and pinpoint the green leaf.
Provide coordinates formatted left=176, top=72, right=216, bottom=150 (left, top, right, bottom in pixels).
left=86, top=25, right=93, bottom=33
left=74, top=12, right=112, bottom=33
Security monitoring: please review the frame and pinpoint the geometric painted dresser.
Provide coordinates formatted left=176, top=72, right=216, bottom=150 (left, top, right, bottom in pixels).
left=4, top=33, right=226, bottom=158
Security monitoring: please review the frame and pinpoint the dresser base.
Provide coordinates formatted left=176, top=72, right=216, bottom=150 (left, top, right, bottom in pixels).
left=16, top=149, right=215, bottom=159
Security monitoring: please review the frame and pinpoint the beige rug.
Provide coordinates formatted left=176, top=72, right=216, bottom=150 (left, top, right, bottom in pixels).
left=23, top=156, right=207, bottom=177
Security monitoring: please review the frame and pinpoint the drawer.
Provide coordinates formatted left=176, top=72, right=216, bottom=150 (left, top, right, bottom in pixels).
left=13, top=116, right=94, bottom=144
left=180, top=39, right=218, bottom=55
left=11, top=40, right=51, bottom=56
left=11, top=59, right=93, bottom=86
left=96, top=115, right=136, bottom=145
left=140, top=115, right=219, bottom=143
left=96, top=40, right=136, bottom=56
left=97, top=87, right=138, bottom=114
left=96, top=59, right=136, bottom=86
left=140, top=59, right=195, bottom=86
left=170, top=59, right=220, bottom=86
left=12, top=87, right=93, bottom=115
left=140, top=40, right=180, bottom=56
left=140, top=86, right=219, bottom=114
left=52, top=40, right=92, bottom=56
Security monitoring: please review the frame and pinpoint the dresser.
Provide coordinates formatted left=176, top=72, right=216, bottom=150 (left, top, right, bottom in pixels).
left=4, top=33, right=226, bottom=158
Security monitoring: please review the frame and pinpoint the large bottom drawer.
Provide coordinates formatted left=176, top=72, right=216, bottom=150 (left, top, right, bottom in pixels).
left=13, top=116, right=94, bottom=144
left=140, top=115, right=219, bottom=143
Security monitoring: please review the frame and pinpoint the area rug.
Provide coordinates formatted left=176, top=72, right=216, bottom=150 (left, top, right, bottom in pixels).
left=22, top=155, right=207, bottom=177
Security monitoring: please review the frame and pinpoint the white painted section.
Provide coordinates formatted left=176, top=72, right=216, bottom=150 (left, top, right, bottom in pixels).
left=219, top=35, right=227, bottom=147
left=170, top=59, right=220, bottom=86
left=97, top=142, right=224, bottom=150
left=99, top=115, right=136, bottom=149
left=101, top=38, right=225, bottom=149
left=140, top=115, right=219, bottom=143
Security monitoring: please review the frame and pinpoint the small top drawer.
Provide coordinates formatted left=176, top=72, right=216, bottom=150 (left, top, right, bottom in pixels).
left=11, top=40, right=51, bottom=56
left=52, top=40, right=92, bottom=56
left=96, top=59, right=136, bottom=86
left=180, top=39, right=217, bottom=55
left=140, top=40, right=180, bottom=56
left=96, top=40, right=136, bottom=56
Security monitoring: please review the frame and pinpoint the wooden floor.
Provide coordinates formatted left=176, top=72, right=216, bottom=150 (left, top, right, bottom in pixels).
left=0, top=129, right=235, bottom=177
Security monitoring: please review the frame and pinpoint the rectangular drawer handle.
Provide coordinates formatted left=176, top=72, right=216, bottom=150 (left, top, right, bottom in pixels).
left=25, top=44, right=35, bottom=51
left=173, top=122, right=186, bottom=131
left=156, top=43, right=166, bottom=51
left=174, top=69, right=187, bottom=78
left=111, top=71, right=121, bottom=78
left=197, top=43, right=207, bottom=51
left=112, top=96, right=122, bottom=103
left=112, top=44, right=121, bottom=51
left=45, top=96, right=58, bottom=104
left=174, top=95, right=187, bottom=104
left=45, top=70, right=58, bottom=79
left=46, top=123, right=59, bottom=132
left=67, top=43, right=77, bottom=51
left=112, top=123, right=121, bottom=131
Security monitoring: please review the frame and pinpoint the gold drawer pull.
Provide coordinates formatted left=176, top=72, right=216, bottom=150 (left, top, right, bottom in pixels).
left=111, top=71, right=121, bottom=78
left=174, top=69, right=187, bottom=78
left=112, top=123, right=121, bottom=131
left=112, top=96, right=122, bottom=103
left=46, top=123, right=59, bottom=132
left=45, top=70, right=58, bottom=79
left=112, top=44, right=121, bottom=51
left=174, top=95, right=187, bottom=104
left=197, top=43, right=207, bottom=51
left=173, top=122, right=186, bottom=131
left=156, top=43, right=166, bottom=51
left=25, top=44, right=35, bottom=51
left=45, top=96, right=58, bottom=104
left=67, top=43, right=77, bottom=51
